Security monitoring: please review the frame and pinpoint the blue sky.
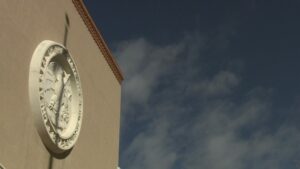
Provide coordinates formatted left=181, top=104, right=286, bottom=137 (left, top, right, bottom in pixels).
left=85, top=1, right=300, bottom=169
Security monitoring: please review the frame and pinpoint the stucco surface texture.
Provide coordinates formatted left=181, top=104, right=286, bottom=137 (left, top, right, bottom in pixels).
left=0, top=0, right=121, bottom=169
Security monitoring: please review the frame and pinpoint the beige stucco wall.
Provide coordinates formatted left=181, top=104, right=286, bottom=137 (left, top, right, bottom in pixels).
left=0, top=0, right=121, bottom=169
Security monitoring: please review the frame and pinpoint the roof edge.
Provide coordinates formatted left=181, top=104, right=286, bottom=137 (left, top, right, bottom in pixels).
left=72, top=0, right=124, bottom=84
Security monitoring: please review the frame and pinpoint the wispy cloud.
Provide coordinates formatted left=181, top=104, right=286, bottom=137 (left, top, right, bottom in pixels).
left=114, top=32, right=300, bottom=169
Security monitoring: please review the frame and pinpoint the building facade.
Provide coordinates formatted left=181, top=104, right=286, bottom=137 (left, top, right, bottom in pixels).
left=0, top=0, right=123, bottom=168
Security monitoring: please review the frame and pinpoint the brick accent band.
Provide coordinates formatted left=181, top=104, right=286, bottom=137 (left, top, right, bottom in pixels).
left=72, top=0, right=124, bottom=84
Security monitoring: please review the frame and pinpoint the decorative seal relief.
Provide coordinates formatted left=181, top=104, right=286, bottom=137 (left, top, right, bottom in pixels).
left=29, top=40, right=83, bottom=153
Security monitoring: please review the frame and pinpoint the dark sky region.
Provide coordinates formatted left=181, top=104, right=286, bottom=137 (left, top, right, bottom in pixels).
left=85, top=1, right=300, bottom=169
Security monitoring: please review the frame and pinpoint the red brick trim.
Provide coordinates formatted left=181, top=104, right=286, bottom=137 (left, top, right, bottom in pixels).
left=72, top=0, right=124, bottom=84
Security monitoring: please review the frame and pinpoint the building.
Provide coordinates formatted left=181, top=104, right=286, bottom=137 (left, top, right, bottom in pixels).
left=0, top=0, right=123, bottom=168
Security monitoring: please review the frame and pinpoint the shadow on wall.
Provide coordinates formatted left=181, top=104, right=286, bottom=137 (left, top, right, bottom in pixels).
left=47, top=12, right=72, bottom=169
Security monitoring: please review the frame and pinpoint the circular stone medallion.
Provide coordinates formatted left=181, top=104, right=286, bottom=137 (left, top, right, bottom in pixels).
left=29, top=40, right=83, bottom=153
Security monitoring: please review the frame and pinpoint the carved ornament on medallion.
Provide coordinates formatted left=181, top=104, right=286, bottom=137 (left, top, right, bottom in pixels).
left=29, top=40, right=83, bottom=153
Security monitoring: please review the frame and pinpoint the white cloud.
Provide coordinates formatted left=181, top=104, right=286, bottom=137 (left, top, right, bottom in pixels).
left=187, top=70, right=239, bottom=97
left=122, top=118, right=177, bottom=169
left=115, top=33, right=300, bottom=169
left=115, top=38, right=185, bottom=111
